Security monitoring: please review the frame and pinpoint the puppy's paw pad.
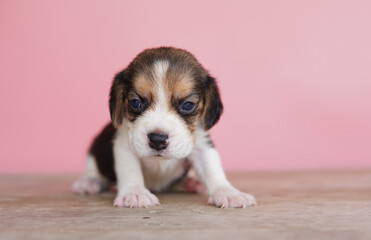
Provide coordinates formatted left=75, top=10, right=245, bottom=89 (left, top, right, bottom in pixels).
left=208, top=187, right=257, bottom=208
left=72, top=176, right=108, bottom=195
left=113, top=188, right=160, bottom=208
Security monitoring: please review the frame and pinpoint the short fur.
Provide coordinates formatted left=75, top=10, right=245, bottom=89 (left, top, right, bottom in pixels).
left=72, top=47, right=256, bottom=208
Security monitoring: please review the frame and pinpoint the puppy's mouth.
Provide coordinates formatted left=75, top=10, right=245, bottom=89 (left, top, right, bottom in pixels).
left=149, top=150, right=170, bottom=159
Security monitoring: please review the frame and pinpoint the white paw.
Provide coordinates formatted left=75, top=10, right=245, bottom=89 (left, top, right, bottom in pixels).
left=113, top=187, right=160, bottom=208
left=208, top=186, right=257, bottom=208
left=72, top=176, right=108, bottom=195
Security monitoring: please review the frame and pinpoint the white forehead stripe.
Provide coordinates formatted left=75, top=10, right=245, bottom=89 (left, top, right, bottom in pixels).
left=153, top=60, right=169, bottom=83
left=153, top=61, right=169, bottom=109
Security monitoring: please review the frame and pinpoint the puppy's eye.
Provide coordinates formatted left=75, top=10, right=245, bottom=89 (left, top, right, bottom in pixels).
left=180, top=101, right=196, bottom=113
left=129, top=99, right=142, bottom=109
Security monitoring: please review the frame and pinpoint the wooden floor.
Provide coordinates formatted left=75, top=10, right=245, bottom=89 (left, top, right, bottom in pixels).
left=1, top=170, right=371, bottom=240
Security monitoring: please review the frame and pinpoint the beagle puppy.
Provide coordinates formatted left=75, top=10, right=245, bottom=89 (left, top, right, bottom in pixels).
left=72, top=47, right=256, bottom=208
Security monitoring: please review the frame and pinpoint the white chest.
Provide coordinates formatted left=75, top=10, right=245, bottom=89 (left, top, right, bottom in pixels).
left=140, top=157, right=186, bottom=192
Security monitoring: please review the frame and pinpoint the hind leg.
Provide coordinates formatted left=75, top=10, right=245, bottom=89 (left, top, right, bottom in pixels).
left=169, top=168, right=206, bottom=194
left=72, top=155, right=109, bottom=195
left=183, top=168, right=206, bottom=194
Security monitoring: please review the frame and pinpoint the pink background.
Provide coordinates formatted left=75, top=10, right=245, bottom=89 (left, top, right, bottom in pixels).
left=1, top=1, right=371, bottom=173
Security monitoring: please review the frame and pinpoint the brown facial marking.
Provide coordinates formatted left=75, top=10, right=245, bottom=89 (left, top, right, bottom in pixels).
left=174, top=79, right=195, bottom=101
left=132, top=74, right=157, bottom=102
left=162, top=73, right=202, bottom=133
left=123, top=73, right=156, bottom=122
left=120, top=47, right=214, bottom=132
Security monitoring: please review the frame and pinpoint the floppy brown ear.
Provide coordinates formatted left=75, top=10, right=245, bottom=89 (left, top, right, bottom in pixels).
left=109, top=70, right=129, bottom=128
left=203, top=75, right=224, bottom=130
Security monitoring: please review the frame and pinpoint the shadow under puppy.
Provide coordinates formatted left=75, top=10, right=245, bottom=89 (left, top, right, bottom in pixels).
left=72, top=47, right=256, bottom=208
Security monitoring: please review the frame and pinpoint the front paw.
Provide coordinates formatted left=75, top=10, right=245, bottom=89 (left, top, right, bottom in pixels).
left=208, top=186, right=257, bottom=208
left=113, top=187, right=160, bottom=208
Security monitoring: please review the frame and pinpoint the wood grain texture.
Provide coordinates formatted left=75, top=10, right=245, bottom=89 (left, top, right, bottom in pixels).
left=1, top=170, right=371, bottom=240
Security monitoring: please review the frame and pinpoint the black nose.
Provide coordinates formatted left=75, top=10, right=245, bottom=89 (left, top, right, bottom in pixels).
left=148, top=133, right=169, bottom=151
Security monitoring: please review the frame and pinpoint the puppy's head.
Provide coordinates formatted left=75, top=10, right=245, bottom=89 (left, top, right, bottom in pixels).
left=109, top=47, right=223, bottom=159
